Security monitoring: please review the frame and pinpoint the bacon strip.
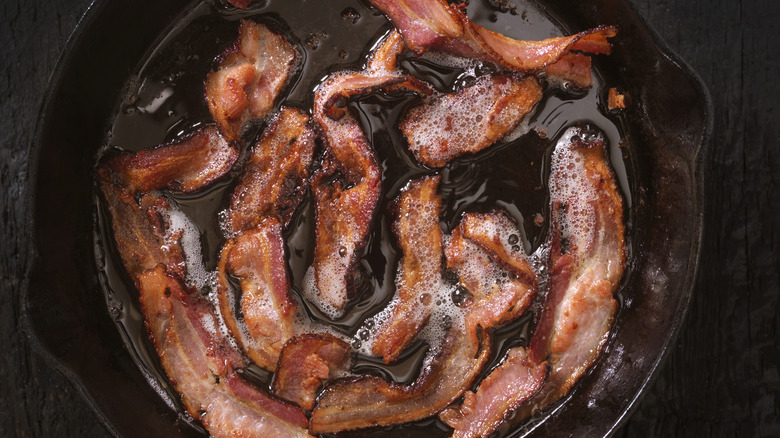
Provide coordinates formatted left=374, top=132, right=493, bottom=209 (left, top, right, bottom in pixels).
left=524, top=125, right=626, bottom=406
left=308, top=32, right=432, bottom=313
left=216, top=219, right=296, bottom=371
left=372, top=176, right=443, bottom=363
left=309, top=318, right=491, bottom=433
left=447, top=126, right=626, bottom=435
left=400, top=74, right=542, bottom=167
left=205, top=20, right=298, bottom=140
left=272, top=334, right=352, bottom=410
left=137, top=267, right=312, bottom=438
left=439, top=348, right=547, bottom=438
left=369, top=0, right=616, bottom=87
left=446, top=212, right=538, bottom=332
left=224, top=107, right=315, bottom=235
left=100, top=124, right=238, bottom=195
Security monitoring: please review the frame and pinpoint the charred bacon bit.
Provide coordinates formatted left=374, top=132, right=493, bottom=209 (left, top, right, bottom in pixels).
left=513, top=126, right=625, bottom=420
left=205, top=20, right=298, bottom=140
left=217, top=219, right=296, bottom=371
left=225, top=107, right=315, bottom=235
left=272, top=334, right=352, bottom=410
left=446, top=212, right=537, bottom=332
left=400, top=74, right=542, bottom=167
left=101, top=124, right=238, bottom=195
left=439, top=348, right=547, bottom=438
left=369, top=0, right=616, bottom=86
left=309, top=318, right=492, bottom=433
left=308, top=32, right=433, bottom=313
left=372, top=176, right=443, bottom=363
left=608, top=87, right=626, bottom=110
left=137, top=266, right=312, bottom=438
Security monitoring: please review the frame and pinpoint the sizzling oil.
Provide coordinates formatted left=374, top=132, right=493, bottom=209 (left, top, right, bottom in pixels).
left=94, top=0, right=634, bottom=437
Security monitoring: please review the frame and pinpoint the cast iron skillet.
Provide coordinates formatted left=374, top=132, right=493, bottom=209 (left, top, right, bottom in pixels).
left=22, top=0, right=712, bottom=436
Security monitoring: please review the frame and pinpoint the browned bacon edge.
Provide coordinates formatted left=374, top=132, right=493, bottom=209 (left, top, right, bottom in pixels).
left=217, top=218, right=297, bottom=371
left=308, top=31, right=433, bottom=312
left=224, top=106, right=315, bottom=235
left=372, top=175, right=443, bottom=363
left=400, top=74, right=543, bottom=168
left=369, top=0, right=616, bottom=87
left=205, top=19, right=298, bottom=140
left=309, top=321, right=491, bottom=433
left=272, top=333, right=352, bottom=411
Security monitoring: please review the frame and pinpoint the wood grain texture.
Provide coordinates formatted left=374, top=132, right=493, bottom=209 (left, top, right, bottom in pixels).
left=1, top=0, right=777, bottom=437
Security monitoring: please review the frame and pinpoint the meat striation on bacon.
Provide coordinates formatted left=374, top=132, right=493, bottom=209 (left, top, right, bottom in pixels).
left=309, top=315, right=491, bottom=433
left=372, top=176, right=443, bottom=363
left=272, top=334, right=352, bottom=411
left=307, top=31, right=433, bottom=314
left=446, top=212, right=538, bottom=333
left=137, top=266, right=312, bottom=438
left=369, top=0, right=616, bottom=87
left=217, top=218, right=297, bottom=371
left=400, top=74, right=542, bottom=167
left=205, top=20, right=298, bottom=140
left=224, top=107, right=315, bottom=235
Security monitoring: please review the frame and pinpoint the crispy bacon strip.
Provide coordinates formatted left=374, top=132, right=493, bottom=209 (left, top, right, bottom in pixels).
left=101, top=124, right=238, bottom=195
left=369, top=0, right=616, bottom=87
left=272, top=334, right=352, bottom=410
left=400, top=74, right=542, bottom=167
left=524, top=125, right=626, bottom=406
left=308, top=32, right=432, bottom=313
left=372, top=176, right=443, bottom=363
left=217, top=219, right=296, bottom=371
left=446, top=212, right=538, bottom=332
left=309, top=318, right=491, bottom=433
left=205, top=20, right=298, bottom=140
left=439, top=348, right=547, bottom=438
left=137, top=267, right=312, bottom=438
left=225, top=107, right=315, bottom=235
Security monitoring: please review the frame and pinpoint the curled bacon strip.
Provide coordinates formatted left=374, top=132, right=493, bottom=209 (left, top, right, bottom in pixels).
left=443, top=126, right=626, bottom=436
left=401, top=74, right=542, bottom=167
left=308, top=31, right=432, bottom=313
left=217, top=218, right=296, bottom=371
left=523, top=125, right=626, bottom=408
left=369, top=0, right=616, bottom=87
left=205, top=20, right=298, bottom=140
left=447, top=212, right=538, bottom=332
left=224, top=107, right=315, bottom=235
left=309, top=319, right=491, bottom=433
left=372, top=176, right=443, bottom=363
left=272, top=334, right=352, bottom=411
left=138, top=267, right=312, bottom=438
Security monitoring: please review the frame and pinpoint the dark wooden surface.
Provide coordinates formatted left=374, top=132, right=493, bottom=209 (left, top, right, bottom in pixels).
left=1, top=0, right=778, bottom=436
